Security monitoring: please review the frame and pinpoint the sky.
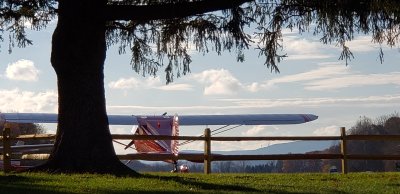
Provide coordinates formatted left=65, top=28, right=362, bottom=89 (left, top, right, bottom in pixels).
left=1, top=21, right=399, bottom=154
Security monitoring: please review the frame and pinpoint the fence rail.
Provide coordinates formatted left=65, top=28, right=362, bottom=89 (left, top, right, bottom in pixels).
left=2, top=127, right=400, bottom=174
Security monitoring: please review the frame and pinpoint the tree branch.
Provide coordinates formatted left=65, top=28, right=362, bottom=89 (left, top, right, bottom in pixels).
left=105, top=0, right=254, bottom=21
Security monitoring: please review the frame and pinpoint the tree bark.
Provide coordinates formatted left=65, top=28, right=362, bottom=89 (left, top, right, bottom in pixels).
left=33, top=0, right=135, bottom=175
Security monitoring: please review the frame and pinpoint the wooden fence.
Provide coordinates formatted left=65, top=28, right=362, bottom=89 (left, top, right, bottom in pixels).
left=2, top=127, right=400, bottom=174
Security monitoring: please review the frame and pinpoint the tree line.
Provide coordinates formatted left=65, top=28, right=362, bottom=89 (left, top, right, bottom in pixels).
left=5, top=122, right=47, bottom=145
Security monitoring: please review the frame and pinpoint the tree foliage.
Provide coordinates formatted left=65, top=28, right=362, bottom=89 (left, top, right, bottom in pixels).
left=105, top=0, right=400, bottom=83
left=5, top=122, right=47, bottom=146
left=0, top=0, right=56, bottom=52
left=6, top=122, right=46, bottom=137
left=2, top=0, right=400, bottom=83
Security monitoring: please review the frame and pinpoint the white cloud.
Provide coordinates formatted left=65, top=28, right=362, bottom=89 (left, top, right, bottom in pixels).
left=108, top=94, right=400, bottom=114
left=305, top=72, right=400, bottom=91
left=219, top=94, right=400, bottom=108
left=108, top=76, right=159, bottom=90
left=157, top=84, right=193, bottom=91
left=0, top=88, right=57, bottom=113
left=5, top=59, right=39, bottom=81
left=283, top=34, right=382, bottom=60
left=248, top=64, right=400, bottom=92
left=246, top=82, right=262, bottom=92
left=283, top=36, right=333, bottom=60
left=281, top=28, right=299, bottom=36
left=108, top=76, right=193, bottom=91
left=312, top=125, right=340, bottom=136
left=191, top=69, right=243, bottom=95
left=344, top=36, right=380, bottom=53
left=111, top=64, right=391, bottom=95
left=279, top=32, right=389, bottom=61
left=108, top=77, right=140, bottom=89
left=269, top=64, right=349, bottom=85
left=145, top=77, right=162, bottom=88
left=241, top=125, right=268, bottom=136
left=250, top=28, right=333, bottom=61
left=107, top=94, right=400, bottom=114
left=249, top=64, right=350, bottom=92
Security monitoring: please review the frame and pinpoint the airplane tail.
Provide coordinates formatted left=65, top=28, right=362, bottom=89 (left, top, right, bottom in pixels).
left=132, top=115, right=179, bottom=158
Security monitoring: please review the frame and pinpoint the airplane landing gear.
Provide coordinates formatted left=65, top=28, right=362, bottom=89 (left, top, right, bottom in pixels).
left=171, top=161, right=178, bottom=173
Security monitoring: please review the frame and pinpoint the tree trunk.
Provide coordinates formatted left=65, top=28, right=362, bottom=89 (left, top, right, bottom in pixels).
left=34, top=0, right=136, bottom=175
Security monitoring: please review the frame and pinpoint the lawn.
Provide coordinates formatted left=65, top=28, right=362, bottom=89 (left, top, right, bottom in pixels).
left=0, top=172, right=399, bottom=193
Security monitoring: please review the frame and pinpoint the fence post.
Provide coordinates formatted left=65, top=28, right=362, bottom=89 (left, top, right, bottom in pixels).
left=340, top=127, right=348, bottom=174
left=204, top=128, right=211, bottom=174
left=2, top=126, right=11, bottom=173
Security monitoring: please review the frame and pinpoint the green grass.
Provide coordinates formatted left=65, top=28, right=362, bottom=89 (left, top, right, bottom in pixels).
left=0, top=172, right=399, bottom=193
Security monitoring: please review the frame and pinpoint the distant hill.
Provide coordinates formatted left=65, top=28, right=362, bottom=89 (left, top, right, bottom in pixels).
left=215, top=140, right=338, bottom=155
left=181, top=140, right=338, bottom=165
left=126, top=140, right=338, bottom=171
left=181, top=140, right=338, bottom=155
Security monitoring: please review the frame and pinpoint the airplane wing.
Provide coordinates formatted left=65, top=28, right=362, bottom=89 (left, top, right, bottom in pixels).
left=0, top=144, right=54, bottom=154
left=2, top=113, right=58, bottom=124
left=177, top=114, right=318, bottom=125
left=2, top=113, right=317, bottom=125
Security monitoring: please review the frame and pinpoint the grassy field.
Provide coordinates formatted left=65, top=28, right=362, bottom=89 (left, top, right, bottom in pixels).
left=0, top=172, right=399, bottom=193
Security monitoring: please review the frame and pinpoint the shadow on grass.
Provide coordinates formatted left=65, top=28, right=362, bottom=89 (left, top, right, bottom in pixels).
left=142, top=173, right=260, bottom=192
left=0, top=174, right=70, bottom=194
left=132, top=174, right=350, bottom=194
left=0, top=173, right=352, bottom=194
left=0, top=173, right=263, bottom=194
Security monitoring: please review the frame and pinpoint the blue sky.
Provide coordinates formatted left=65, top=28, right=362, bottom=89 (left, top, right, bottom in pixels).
left=1, top=21, right=399, bottom=153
